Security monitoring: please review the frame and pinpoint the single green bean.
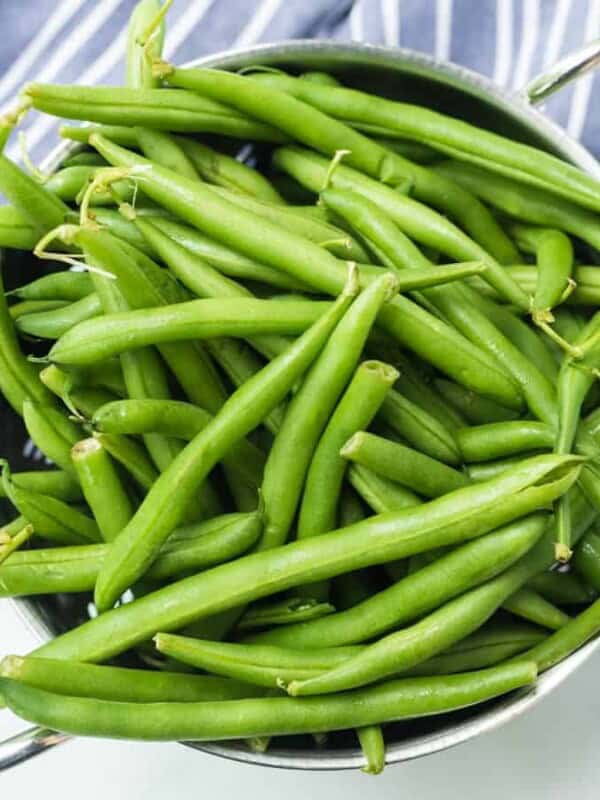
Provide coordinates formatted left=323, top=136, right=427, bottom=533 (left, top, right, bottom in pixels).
left=16, top=292, right=102, bottom=339
left=71, top=438, right=133, bottom=542
left=62, top=151, right=107, bottom=168
left=9, top=271, right=93, bottom=302
left=0, top=656, right=262, bottom=701
left=135, top=127, right=199, bottom=179
left=41, top=364, right=118, bottom=419
left=22, top=400, right=80, bottom=476
left=509, top=224, right=574, bottom=324
left=237, top=597, right=336, bottom=630
left=24, top=83, right=285, bottom=141
left=48, top=296, right=331, bottom=365
left=0, top=154, right=68, bottom=236
left=0, top=205, right=39, bottom=250
left=126, top=0, right=165, bottom=90
left=9, top=300, right=67, bottom=320
left=341, top=432, right=469, bottom=498
left=0, top=662, right=537, bottom=740
left=457, top=422, right=554, bottom=463
left=503, top=587, right=570, bottom=631
left=0, top=470, right=81, bottom=503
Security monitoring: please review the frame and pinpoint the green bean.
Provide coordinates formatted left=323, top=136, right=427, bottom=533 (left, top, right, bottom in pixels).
left=503, top=587, right=570, bottom=631
left=131, top=214, right=294, bottom=360
left=247, top=511, right=548, bottom=650
left=467, top=454, right=546, bottom=482
left=62, top=151, right=107, bottom=168
left=175, top=136, right=284, bottom=203
left=509, top=596, right=600, bottom=672
left=60, top=124, right=140, bottom=147
left=9, top=299, right=67, bottom=320
left=435, top=379, right=520, bottom=425
left=377, top=387, right=461, bottom=465
left=0, top=523, right=33, bottom=565
left=0, top=268, right=54, bottom=413
left=83, top=207, right=158, bottom=255
left=135, top=127, right=199, bottom=179
left=0, top=661, right=537, bottom=740
left=2, top=465, right=99, bottom=544
left=297, top=361, right=397, bottom=542
left=348, top=464, right=420, bottom=514
left=477, top=265, right=600, bottom=308
left=388, top=351, right=465, bottom=431
left=148, top=215, right=310, bottom=291
left=91, top=398, right=265, bottom=489
left=92, top=268, right=359, bottom=612
left=32, top=454, right=579, bottom=662
left=24, top=83, right=285, bottom=141
left=457, top=422, right=554, bottom=463
left=22, top=400, right=80, bottom=475
left=0, top=154, right=68, bottom=236
left=554, top=315, right=600, bottom=559
left=75, top=228, right=229, bottom=414
left=167, top=68, right=522, bottom=273
left=41, top=364, right=117, bottom=419
left=237, top=597, right=336, bottom=630
left=48, top=296, right=331, bottom=366
left=0, top=469, right=81, bottom=502
left=126, top=0, right=165, bottom=90
left=93, top=431, right=158, bottom=490
left=283, top=526, right=558, bottom=695
left=435, top=160, right=600, bottom=251
left=71, top=438, right=133, bottom=542
left=16, top=292, right=102, bottom=339
left=528, top=571, right=596, bottom=605
left=260, top=275, right=397, bottom=552
left=0, top=516, right=28, bottom=538
left=242, top=74, right=600, bottom=212
left=204, top=337, right=284, bottom=435
left=342, top=432, right=469, bottom=498
left=9, top=271, right=94, bottom=302
left=404, top=623, right=546, bottom=676
left=1, top=655, right=263, bottom=701
left=42, top=165, right=111, bottom=203
left=0, top=511, right=264, bottom=597
left=373, top=136, right=441, bottom=164
left=356, top=726, right=385, bottom=775
left=91, top=135, right=523, bottom=408
left=465, top=290, right=559, bottom=384
left=0, top=205, right=39, bottom=250
left=208, top=185, right=370, bottom=261
left=154, top=634, right=357, bottom=688
left=322, top=186, right=558, bottom=423
left=573, top=521, right=600, bottom=591
left=509, top=224, right=574, bottom=324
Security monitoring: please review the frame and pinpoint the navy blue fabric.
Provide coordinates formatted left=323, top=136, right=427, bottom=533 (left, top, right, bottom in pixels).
left=0, top=0, right=599, bottom=161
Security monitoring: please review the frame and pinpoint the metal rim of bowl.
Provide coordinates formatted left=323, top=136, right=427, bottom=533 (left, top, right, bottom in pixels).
left=9, top=38, right=600, bottom=771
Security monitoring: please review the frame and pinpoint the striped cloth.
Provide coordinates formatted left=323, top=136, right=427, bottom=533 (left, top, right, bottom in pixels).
left=1, top=0, right=599, bottom=163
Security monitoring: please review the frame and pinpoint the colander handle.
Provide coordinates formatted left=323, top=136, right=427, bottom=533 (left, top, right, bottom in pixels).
left=0, top=726, right=69, bottom=771
left=525, top=37, right=600, bottom=104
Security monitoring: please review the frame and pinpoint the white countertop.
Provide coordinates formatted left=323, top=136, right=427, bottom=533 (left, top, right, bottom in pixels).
left=2, top=598, right=599, bottom=798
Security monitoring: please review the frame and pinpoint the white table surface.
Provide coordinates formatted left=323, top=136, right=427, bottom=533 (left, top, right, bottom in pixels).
left=2, top=598, right=599, bottom=798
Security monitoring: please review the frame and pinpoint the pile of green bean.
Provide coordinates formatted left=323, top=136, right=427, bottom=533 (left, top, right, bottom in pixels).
left=3, top=0, right=600, bottom=774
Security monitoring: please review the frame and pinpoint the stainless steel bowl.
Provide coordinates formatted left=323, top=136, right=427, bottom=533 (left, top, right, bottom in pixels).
left=3, top=38, right=600, bottom=773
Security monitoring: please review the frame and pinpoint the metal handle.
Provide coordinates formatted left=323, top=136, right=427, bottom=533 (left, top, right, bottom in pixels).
left=525, top=37, right=600, bottom=104
left=0, top=726, right=69, bottom=771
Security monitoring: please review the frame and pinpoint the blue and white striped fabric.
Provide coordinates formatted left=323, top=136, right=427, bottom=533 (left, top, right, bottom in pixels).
left=1, top=0, right=599, bottom=163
